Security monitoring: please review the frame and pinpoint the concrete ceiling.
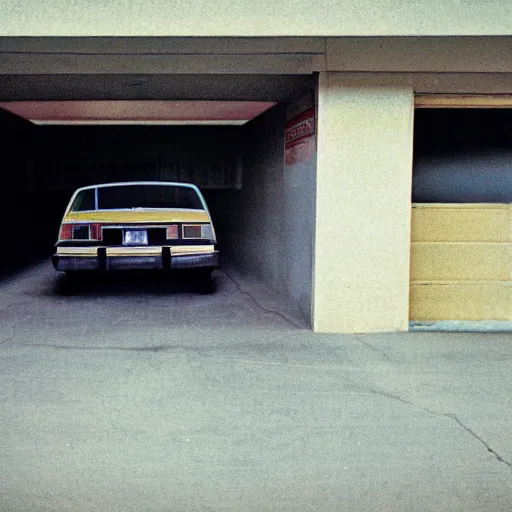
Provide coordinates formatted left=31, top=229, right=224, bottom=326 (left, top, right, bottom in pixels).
left=0, top=38, right=316, bottom=108
left=0, top=100, right=276, bottom=125
left=0, top=74, right=315, bottom=102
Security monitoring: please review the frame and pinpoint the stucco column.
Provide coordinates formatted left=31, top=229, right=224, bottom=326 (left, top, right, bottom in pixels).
left=313, top=73, right=414, bottom=333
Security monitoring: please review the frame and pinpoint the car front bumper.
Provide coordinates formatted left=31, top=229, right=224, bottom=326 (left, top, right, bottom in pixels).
left=52, top=246, right=219, bottom=272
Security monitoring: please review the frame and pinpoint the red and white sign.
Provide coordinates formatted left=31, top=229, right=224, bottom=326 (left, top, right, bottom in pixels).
left=285, top=108, right=315, bottom=165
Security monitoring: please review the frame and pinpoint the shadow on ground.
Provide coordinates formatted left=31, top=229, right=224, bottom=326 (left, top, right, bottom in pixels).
left=1, top=260, right=309, bottom=331
left=51, top=270, right=218, bottom=297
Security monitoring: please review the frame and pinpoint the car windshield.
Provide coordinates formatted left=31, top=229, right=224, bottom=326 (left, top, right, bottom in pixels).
left=69, top=185, right=204, bottom=211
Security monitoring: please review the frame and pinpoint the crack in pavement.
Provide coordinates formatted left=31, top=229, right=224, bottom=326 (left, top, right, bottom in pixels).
left=0, top=300, right=34, bottom=314
left=23, top=343, right=209, bottom=356
left=368, top=387, right=512, bottom=472
left=367, top=388, right=437, bottom=414
left=0, top=301, right=35, bottom=345
left=204, top=356, right=354, bottom=370
left=22, top=345, right=355, bottom=372
left=354, top=336, right=392, bottom=361
left=444, top=413, right=512, bottom=470
left=222, top=271, right=305, bottom=329
left=0, top=325, right=16, bottom=345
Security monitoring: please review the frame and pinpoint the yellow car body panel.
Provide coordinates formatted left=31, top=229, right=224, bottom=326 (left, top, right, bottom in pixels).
left=63, top=209, right=210, bottom=224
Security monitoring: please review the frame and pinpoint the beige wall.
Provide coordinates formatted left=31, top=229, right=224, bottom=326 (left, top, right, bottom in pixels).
left=313, top=74, right=414, bottom=333
left=410, top=205, right=512, bottom=321
left=2, top=1, right=512, bottom=36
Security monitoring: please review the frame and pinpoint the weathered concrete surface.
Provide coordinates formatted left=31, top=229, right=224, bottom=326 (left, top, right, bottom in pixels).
left=1, top=262, right=511, bottom=512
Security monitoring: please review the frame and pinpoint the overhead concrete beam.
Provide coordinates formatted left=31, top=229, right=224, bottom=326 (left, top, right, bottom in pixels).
left=312, top=73, right=512, bottom=95
left=0, top=53, right=323, bottom=75
left=0, top=37, right=326, bottom=55
left=2, top=36, right=512, bottom=76
left=326, top=37, right=512, bottom=73
left=0, top=74, right=315, bottom=102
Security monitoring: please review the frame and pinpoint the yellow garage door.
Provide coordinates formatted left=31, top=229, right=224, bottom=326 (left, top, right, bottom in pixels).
left=410, top=204, right=512, bottom=321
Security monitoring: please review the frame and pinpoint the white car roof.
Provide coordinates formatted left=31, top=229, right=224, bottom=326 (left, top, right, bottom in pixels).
left=73, top=181, right=200, bottom=192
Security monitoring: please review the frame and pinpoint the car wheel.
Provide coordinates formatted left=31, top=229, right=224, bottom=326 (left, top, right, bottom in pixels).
left=65, top=270, right=79, bottom=281
left=64, top=270, right=85, bottom=287
left=195, top=268, right=214, bottom=293
left=56, top=271, right=78, bottom=295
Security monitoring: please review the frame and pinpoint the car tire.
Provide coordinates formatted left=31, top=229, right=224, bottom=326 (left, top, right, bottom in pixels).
left=195, top=268, right=214, bottom=294
left=56, top=271, right=78, bottom=295
left=64, top=270, right=85, bottom=287
left=65, top=270, right=79, bottom=281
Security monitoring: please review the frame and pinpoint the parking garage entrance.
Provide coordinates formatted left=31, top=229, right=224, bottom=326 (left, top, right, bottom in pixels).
left=0, top=73, right=317, bottom=327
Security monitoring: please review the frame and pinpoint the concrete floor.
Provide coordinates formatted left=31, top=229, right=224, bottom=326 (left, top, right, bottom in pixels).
left=1, top=262, right=511, bottom=512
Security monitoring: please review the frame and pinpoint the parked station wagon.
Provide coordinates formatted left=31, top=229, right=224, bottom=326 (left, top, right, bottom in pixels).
left=52, top=181, right=219, bottom=280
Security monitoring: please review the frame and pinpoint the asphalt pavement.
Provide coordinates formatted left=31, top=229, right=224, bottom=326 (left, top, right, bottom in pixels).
left=0, top=262, right=511, bottom=512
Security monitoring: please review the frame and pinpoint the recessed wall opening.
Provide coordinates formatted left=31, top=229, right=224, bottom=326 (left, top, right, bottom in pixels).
left=0, top=76, right=317, bottom=326
left=413, top=108, right=512, bottom=203
left=410, top=102, right=512, bottom=325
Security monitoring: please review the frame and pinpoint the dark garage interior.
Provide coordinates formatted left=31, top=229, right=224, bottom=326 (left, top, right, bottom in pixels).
left=0, top=75, right=317, bottom=322
left=413, top=108, right=512, bottom=203
left=0, top=116, right=246, bottom=258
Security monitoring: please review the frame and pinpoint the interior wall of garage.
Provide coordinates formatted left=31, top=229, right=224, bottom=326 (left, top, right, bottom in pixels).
left=283, top=98, right=316, bottom=322
left=212, top=105, right=286, bottom=287
left=26, top=125, right=243, bottom=246
left=35, top=125, right=242, bottom=191
left=211, top=104, right=314, bottom=323
left=0, top=109, right=50, bottom=271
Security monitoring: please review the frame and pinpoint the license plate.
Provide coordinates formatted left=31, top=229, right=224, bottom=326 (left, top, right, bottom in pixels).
left=123, top=229, right=148, bottom=246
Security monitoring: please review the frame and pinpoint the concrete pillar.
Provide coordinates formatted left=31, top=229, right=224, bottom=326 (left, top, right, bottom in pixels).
left=313, top=73, right=414, bottom=333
